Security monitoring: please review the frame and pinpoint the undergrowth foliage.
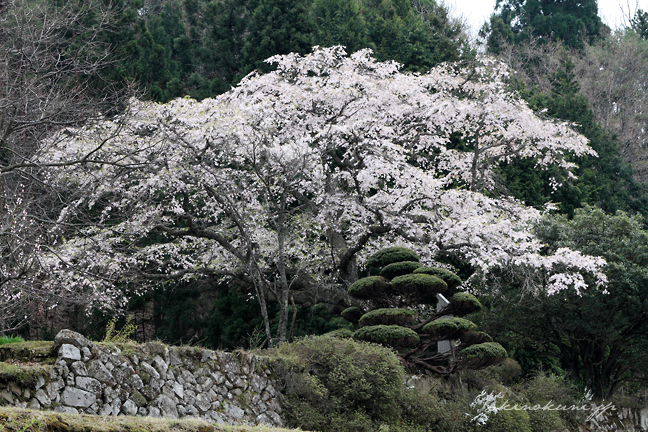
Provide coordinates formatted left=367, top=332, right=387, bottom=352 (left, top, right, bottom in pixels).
left=0, top=335, right=24, bottom=345
left=103, top=317, right=137, bottom=343
left=270, top=334, right=596, bottom=432
left=274, top=336, right=405, bottom=431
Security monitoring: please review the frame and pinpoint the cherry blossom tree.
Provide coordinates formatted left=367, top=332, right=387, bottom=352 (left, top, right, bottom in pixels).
left=41, top=46, right=606, bottom=345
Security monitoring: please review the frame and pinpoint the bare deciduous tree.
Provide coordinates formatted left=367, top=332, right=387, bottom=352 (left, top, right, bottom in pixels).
left=0, top=0, right=133, bottom=334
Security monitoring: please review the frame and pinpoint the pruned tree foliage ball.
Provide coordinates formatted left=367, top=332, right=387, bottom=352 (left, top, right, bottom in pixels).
left=423, top=317, right=477, bottom=339
left=459, top=342, right=507, bottom=369
left=446, top=292, right=483, bottom=316
left=341, top=306, right=364, bottom=324
left=379, top=261, right=422, bottom=279
left=459, top=330, right=493, bottom=347
left=342, top=246, right=504, bottom=374
left=390, top=273, right=447, bottom=302
left=348, top=276, right=390, bottom=300
left=358, top=308, right=416, bottom=328
left=366, top=247, right=420, bottom=270
left=413, top=267, right=462, bottom=290
left=353, top=325, right=420, bottom=347
left=324, top=328, right=354, bottom=338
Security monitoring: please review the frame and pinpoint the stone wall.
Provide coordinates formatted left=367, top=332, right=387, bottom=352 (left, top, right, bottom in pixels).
left=0, top=330, right=283, bottom=427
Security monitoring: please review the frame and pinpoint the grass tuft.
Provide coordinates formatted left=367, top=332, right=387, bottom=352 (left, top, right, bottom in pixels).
left=0, top=336, right=24, bottom=346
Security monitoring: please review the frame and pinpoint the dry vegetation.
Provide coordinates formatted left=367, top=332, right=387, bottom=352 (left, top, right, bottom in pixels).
left=0, top=407, right=305, bottom=432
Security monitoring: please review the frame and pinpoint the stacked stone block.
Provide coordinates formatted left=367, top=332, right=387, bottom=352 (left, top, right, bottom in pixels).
left=0, top=330, right=283, bottom=426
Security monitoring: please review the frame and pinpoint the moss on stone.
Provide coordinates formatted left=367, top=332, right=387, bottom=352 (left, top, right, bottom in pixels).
left=366, top=247, right=420, bottom=269
left=413, top=267, right=462, bottom=290
left=0, top=341, right=55, bottom=363
left=139, top=370, right=151, bottom=385
left=422, top=317, right=476, bottom=339
left=379, top=261, right=422, bottom=279
left=358, top=308, right=416, bottom=327
left=390, top=273, right=447, bottom=302
left=0, top=362, right=51, bottom=387
left=132, top=389, right=147, bottom=407
left=348, top=276, right=390, bottom=300
left=353, top=325, right=420, bottom=347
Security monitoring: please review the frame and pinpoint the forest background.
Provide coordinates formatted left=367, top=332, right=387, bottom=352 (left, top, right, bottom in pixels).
left=4, top=0, right=648, bottom=409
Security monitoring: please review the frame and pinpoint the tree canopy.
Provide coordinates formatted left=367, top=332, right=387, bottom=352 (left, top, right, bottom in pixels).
left=37, top=47, right=606, bottom=344
left=484, top=0, right=603, bottom=51
left=103, top=0, right=471, bottom=102
left=484, top=206, right=648, bottom=398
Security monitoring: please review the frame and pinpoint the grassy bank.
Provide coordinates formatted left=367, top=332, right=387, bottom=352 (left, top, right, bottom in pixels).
left=0, top=407, right=304, bottom=432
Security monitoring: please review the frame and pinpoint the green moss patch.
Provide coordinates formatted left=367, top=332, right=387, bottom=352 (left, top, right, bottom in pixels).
left=0, top=362, right=52, bottom=386
left=413, top=267, right=462, bottom=289
left=358, top=308, right=416, bottom=327
left=353, top=325, right=420, bottom=347
left=0, top=341, right=55, bottom=363
left=366, top=247, right=419, bottom=269
left=347, top=276, right=390, bottom=300
left=423, top=317, right=476, bottom=339
left=379, top=261, right=422, bottom=279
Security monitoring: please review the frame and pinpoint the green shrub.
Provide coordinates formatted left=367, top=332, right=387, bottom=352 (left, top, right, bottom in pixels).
left=358, top=308, right=416, bottom=327
left=324, top=328, right=354, bottom=338
left=0, top=336, right=24, bottom=345
left=491, top=358, right=522, bottom=385
left=276, top=336, right=406, bottom=430
left=283, top=396, right=375, bottom=432
left=516, top=372, right=580, bottom=426
left=379, top=261, right=422, bottom=279
left=423, top=317, right=476, bottom=339
left=413, top=267, right=462, bottom=289
left=484, top=408, right=532, bottom=432
left=354, top=325, right=420, bottom=347
left=527, top=409, right=566, bottom=432
left=366, top=247, right=420, bottom=269
left=348, top=276, right=390, bottom=300
left=103, top=317, right=136, bottom=343
left=391, top=273, right=447, bottom=303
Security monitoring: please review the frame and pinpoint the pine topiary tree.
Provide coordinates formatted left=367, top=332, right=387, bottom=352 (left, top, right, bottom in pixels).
left=340, top=247, right=506, bottom=374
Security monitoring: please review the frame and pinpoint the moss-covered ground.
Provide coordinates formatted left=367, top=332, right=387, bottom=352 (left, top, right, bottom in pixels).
left=0, top=342, right=55, bottom=363
left=0, top=407, right=305, bottom=432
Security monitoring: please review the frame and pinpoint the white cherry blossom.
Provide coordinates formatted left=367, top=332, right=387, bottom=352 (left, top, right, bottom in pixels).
left=39, top=47, right=605, bottom=344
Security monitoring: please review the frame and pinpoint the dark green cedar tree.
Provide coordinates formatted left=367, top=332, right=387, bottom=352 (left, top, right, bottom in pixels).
left=484, top=0, right=603, bottom=52
left=242, top=0, right=314, bottom=74
left=498, top=55, right=648, bottom=217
